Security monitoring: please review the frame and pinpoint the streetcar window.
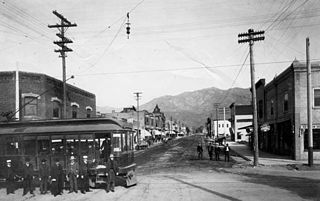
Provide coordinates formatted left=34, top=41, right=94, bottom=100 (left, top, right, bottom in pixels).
left=23, top=136, right=36, bottom=155
left=6, top=136, right=20, bottom=155
left=38, top=136, right=50, bottom=154
left=113, top=133, right=121, bottom=152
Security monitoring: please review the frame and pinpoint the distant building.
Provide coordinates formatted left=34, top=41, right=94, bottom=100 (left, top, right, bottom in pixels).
left=212, top=120, right=231, bottom=138
left=0, top=71, right=96, bottom=121
left=256, top=60, right=320, bottom=160
left=229, top=103, right=253, bottom=142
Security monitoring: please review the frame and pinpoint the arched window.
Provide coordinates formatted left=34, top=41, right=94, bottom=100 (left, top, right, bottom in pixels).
left=72, top=105, right=78, bottom=118
left=51, top=97, right=62, bottom=119
left=86, top=106, right=92, bottom=118
left=71, top=102, right=79, bottom=119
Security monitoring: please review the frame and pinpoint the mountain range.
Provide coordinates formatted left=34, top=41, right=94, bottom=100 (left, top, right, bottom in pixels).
left=139, top=87, right=252, bottom=129
left=98, top=87, right=252, bottom=129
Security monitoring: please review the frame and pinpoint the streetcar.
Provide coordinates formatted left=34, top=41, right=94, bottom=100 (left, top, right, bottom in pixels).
left=0, top=118, right=137, bottom=188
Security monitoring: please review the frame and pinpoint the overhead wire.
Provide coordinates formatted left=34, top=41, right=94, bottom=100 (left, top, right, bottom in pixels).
left=74, top=58, right=320, bottom=77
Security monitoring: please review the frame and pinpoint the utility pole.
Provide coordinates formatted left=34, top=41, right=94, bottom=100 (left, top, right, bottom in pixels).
left=49, top=10, right=77, bottom=119
left=306, top=37, right=313, bottom=167
left=238, top=29, right=265, bottom=166
left=134, top=92, right=142, bottom=145
left=214, top=103, right=220, bottom=138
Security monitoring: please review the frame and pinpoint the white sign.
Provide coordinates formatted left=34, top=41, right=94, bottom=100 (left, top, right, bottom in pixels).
left=260, top=123, right=270, bottom=132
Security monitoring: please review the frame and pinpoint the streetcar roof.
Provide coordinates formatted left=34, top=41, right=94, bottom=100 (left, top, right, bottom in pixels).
left=0, top=118, right=133, bottom=135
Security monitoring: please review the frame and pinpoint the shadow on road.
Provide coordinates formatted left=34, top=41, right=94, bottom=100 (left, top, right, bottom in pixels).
left=165, top=176, right=242, bottom=201
left=240, top=173, right=320, bottom=200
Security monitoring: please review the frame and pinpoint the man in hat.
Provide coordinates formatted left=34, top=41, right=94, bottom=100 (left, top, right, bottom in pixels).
left=105, top=154, right=119, bottom=193
left=50, top=159, right=64, bottom=196
left=22, top=158, right=34, bottom=196
left=79, top=155, right=91, bottom=193
left=4, top=159, right=16, bottom=194
left=101, top=137, right=111, bottom=160
left=39, top=159, right=50, bottom=194
left=67, top=155, right=79, bottom=193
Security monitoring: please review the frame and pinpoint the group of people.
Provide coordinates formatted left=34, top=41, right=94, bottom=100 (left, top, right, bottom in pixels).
left=3, top=153, right=119, bottom=197
left=197, top=142, right=230, bottom=162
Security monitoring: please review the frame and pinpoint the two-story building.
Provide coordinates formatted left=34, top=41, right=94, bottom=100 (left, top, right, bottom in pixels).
left=229, top=103, right=253, bottom=142
left=0, top=71, right=96, bottom=121
left=256, top=60, right=320, bottom=160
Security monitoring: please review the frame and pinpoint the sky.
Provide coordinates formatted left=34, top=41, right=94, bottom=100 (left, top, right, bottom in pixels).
left=0, top=0, right=320, bottom=108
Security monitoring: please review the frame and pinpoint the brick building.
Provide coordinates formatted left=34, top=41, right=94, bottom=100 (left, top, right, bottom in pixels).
left=256, top=60, right=320, bottom=160
left=0, top=71, right=96, bottom=121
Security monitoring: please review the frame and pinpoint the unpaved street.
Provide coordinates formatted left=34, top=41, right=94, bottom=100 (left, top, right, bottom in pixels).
left=1, top=135, right=320, bottom=201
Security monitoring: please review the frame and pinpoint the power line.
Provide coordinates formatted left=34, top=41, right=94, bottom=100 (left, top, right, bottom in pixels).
left=77, top=18, right=126, bottom=74
left=219, top=52, right=250, bottom=104
left=74, top=58, right=320, bottom=77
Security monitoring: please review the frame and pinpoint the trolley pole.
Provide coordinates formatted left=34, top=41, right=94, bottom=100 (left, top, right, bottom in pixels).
left=49, top=10, right=77, bottom=119
left=306, top=37, right=313, bottom=167
left=134, top=92, right=142, bottom=145
left=238, top=29, right=265, bottom=166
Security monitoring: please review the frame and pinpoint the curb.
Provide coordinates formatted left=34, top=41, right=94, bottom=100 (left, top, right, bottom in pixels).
left=230, top=148, right=251, bottom=161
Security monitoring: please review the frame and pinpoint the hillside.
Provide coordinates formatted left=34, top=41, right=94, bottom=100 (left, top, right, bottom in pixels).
left=140, top=87, right=252, bottom=128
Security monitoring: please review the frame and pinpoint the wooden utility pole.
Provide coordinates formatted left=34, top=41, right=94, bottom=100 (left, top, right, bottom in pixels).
left=48, top=10, right=77, bottom=119
left=306, top=37, right=313, bottom=166
left=134, top=92, right=142, bottom=145
left=214, top=103, right=220, bottom=138
left=238, top=29, right=265, bottom=166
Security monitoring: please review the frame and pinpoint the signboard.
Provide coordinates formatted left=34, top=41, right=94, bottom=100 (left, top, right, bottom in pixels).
left=260, top=123, right=270, bottom=132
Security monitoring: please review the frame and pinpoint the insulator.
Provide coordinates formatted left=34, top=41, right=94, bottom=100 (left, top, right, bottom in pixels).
left=126, top=26, right=130, bottom=35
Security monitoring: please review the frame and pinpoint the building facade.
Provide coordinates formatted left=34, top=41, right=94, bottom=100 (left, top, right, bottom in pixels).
left=0, top=71, right=96, bottom=121
left=229, top=103, right=253, bottom=142
left=212, top=120, right=231, bottom=138
left=256, top=60, right=320, bottom=160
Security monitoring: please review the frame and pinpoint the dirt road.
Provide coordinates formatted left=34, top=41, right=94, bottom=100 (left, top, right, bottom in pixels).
left=1, top=135, right=319, bottom=201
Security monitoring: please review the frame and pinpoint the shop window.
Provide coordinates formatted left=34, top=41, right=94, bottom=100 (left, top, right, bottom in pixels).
left=283, top=92, right=288, bottom=112
left=304, top=129, right=320, bottom=150
left=24, top=97, right=37, bottom=116
left=270, top=99, right=274, bottom=115
left=314, top=88, right=320, bottom=107
left=258, top=100, right=263, bottom=119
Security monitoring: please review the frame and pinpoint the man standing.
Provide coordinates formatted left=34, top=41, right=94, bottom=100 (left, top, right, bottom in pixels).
left=215, top=144, right=221, bottom=161
left=50, top=159, right=64, bottom=196
left=106, top=154, right=119, bottom=193
left=197, top=143, right=203, bottom=160
left=22, top=158, right=34, bottom=196
left=79, top=155, right=91, bottom=194
left=39, top=159, right=50, bottom=194
left=67, top=155, right=79, bottom=193
left=224, top=143, right=230, bottom=162
left=4, top=159, right=16, bottom=194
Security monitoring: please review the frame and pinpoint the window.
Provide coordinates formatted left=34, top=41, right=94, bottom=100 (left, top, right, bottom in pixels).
left=258, top=100, right=263, bottom=119
left=314, top=89, right=320, bottom=107
left=86, top=109, right=91, bottom=118
left=24, top=97, right=37, bottom=116
left=72, top=105, right=78, bottom=118
left=283, top=92, right=288, bottom=112
left=270, top=99, right=274, bottom=115
left=52, top=101, right=61, bottom=118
